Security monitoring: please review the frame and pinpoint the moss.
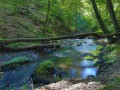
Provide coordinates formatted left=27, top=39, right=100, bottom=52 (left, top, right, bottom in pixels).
left=103, top=45, right=120, bottom=64
left=90, top=46, right=102, bottom=57
left=33, top=60, right=55, bottom=77
left=99, top=77, right=120, bottom=90
left=1, top=56, right=30, bottom=69
left=84, top=56, right=94, bottom=60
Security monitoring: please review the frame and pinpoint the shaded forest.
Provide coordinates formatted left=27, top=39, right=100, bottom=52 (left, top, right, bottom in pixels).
left=0, top=0, right=120, bottom=90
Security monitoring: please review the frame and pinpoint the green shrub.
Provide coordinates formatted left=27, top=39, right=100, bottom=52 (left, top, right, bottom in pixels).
left=99, top=76, right=120, bottom=90
left=103, top=45, right=120, bottom=64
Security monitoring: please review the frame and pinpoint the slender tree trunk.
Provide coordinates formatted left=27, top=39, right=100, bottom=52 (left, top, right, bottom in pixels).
left=43, top=0, right=51, bottom=34
left=91, top=0, right=109, bottom=34
left=75, top=5, right=78, bottom=32
left=106, top=0, right=120, bottom=33
left=68, top=14, right=70, bottom=27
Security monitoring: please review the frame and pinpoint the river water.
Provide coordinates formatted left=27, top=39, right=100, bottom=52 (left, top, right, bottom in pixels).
left=0, top=38, right=102, bottom=89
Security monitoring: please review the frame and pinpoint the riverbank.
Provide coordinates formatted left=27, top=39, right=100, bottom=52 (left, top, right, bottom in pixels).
left=35, top=79, right=104, bottom=90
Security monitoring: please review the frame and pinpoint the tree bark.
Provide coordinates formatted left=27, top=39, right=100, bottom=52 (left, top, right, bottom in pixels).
left=0, top=32, right=120, bottom=45
left=91, top=0, right=109, bottom=34
left=106, top=0, right=120, bottom=33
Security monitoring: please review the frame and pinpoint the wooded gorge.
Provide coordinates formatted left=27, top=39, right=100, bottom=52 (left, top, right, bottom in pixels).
left=0, top=0, right=120, bottom=90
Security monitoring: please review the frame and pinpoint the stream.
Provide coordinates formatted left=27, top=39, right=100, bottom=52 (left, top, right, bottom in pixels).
left=0, top=38, right=102, bottom=89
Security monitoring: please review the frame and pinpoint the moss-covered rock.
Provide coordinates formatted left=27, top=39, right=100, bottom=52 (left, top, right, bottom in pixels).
left=33, top=60, right=55, bottom=77
left=1, top=56, right=30, bottom=70
left=90, top=46, right=103, bottom=57
left=32, top=60, right=56, bottom=83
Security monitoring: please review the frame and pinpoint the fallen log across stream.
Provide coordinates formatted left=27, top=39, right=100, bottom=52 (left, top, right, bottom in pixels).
left=0, top=32, right=120, bottom=45
left=0, top=32, right=119, bottom=51
left=0, top=44, right=60, bottom=52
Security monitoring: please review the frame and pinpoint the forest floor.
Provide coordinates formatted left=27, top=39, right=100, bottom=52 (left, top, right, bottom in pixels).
left=0, top=1, right=71, bottom=40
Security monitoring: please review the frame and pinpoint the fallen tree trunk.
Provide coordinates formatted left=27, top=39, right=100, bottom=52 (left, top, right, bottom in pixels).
left=0, top=44, right=60, bottom=52
left=0, top=32, right=120, bottom=45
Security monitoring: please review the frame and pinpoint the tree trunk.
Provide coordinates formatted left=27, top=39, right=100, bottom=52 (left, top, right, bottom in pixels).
left=106, top=0, right=120, bottom=33
left=75, top=5, right=78, bottom=32
left=91, top=0, right=109, bottom=34
left=43, top=0, right=51, bottom=34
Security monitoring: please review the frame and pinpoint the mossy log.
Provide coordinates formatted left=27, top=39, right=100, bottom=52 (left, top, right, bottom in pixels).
left=0, top=32, right=120, bottom=45
left=0, top=44, right=60, bottom=52
left=0, top=32, right=119, bottom=51
left=0, top=57, right=31, bottom=70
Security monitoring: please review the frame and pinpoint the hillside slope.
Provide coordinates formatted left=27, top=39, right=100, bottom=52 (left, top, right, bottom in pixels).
left=0, top=0, right=71, bottom=39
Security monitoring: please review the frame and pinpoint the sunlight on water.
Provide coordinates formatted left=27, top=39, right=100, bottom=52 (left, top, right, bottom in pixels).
left=81, top=67, right=98, bottom=79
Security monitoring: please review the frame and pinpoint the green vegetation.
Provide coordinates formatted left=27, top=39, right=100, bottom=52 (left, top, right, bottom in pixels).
left=99, top=76, right=120, bottom=90
left=103, top=44, right=120, bottom=64
left=33, top=60, right=55, bottom=77
left=90, top=46, right=103, bottom=57
left=1, top=56, right=30, bottom=69
left=1, top=0, right=119, bottom=39
left=0, top=0, right=120, bottom=89
left=84, top=56, right=94, bottom=60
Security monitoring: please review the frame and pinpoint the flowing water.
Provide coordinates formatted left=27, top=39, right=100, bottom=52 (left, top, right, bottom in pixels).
left=0, top=38, right=101, bottom=89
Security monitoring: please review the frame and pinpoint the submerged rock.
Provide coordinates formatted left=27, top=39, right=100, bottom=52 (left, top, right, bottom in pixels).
left=32, top=60, right=56, bottom=83
left=0, top=72, right=4, bottom=78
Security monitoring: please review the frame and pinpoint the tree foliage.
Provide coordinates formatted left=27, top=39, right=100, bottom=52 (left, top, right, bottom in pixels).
left=0, top=0, right=120, bottom=37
